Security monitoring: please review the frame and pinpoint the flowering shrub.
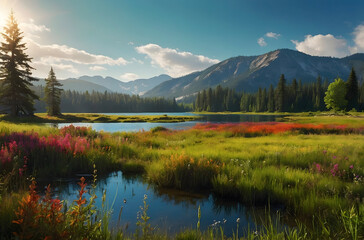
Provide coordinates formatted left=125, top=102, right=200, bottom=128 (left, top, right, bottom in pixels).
left=192, top=122, right=364, bottom=136
left=59, top=125, right=96, bottom=138
left=12, top=177, right=103, bottom=239
left=41, top=133, right=90, bottom=155
left=0, top=131, right=91, bottom=179
left=313, top=151, right=362, bottom=183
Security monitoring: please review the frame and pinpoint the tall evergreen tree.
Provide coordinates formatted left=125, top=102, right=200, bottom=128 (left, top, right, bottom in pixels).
left=226, top=89, right=234, bottom=111
left=0, top=11, right=38, bottom=116
left=275, top=74, right=286, bottom=112
left=201, top=89, right=207, bottom=111
left=44, top=67, right=63, bottom=116
left=215, top=85, right=224, bottom=111
left=256, top=87, right=263, bottom=112
left=262, top=88, right=267, bottom=112
left=206, top=88, right=212, bottom=111
left=315, top=76, right=322, bottom=110
left=291, top=79, right=298, bottom=111
left=345, top=68, right=359, bottom=110
left=267, top=84, right=275, bottom=112
left=195, top=92, right=201, bottom=111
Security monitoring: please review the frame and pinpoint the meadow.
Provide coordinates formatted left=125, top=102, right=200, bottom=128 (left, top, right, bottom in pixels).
left=0, top=117, right=363, bottom=239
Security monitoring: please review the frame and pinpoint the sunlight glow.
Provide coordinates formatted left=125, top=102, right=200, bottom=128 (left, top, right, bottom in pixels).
left=0, top=12, right=7, bottom=29
left=0, top=0, right=10, bottom=29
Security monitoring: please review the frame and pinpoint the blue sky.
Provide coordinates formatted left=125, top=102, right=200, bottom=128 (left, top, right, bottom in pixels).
left=0, top=0, right=363, bottom=80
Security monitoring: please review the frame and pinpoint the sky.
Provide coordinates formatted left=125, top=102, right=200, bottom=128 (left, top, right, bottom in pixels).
left=0, top=0, right=363, bottom=81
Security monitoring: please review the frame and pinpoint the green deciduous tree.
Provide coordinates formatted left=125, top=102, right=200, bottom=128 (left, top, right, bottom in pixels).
left=44, top=67, right=63, bottom=116
left=0, top=11, right=38, bottom=116
left=324, top=78, right=347, bottom=111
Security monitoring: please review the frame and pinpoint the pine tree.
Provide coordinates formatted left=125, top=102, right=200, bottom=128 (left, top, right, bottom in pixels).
left=315, top=76, right=322, bottom=110
left=44, top=67, right=63, bottom=116
left=195, top=92, right=201, bottom=111
left=0, top=11, right=38, bottom=116
left=240, top=93, right=246, bottom=112
left=262, top=88, right=267, bottom=112
left=291, top=79, right=298, bottom=111
left=226, top=89, right=235, bottom=111
left=201, top=89, right=207, bottom=111
left=267, top=84, right=275, bottom=112
left=275, top=74, right=286, bottom=112
left=207, top=88, right=212, bottom=111
left=345, top=68, right=359, bottom=111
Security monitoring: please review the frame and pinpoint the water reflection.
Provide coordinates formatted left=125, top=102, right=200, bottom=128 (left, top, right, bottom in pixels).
left=53, top=113, right=285, bottom=132
left=37, top=171, right=284, bottom=236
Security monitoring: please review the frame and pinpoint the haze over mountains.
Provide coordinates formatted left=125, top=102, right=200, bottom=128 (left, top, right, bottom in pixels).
left=144, top=49, right=364, bottom=99
left=35, top=74, right=172, bottom=95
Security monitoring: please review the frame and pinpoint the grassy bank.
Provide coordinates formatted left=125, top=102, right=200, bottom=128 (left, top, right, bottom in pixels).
left=0, top=113, right=196, bottom=123
left=0, top=121, right=363, bottom=239
left=194, top=110, right=364, bottom=126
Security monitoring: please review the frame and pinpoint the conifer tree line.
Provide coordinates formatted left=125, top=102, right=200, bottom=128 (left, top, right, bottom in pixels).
left=33, top=86, right=190, bottom=113
left=195, top=70, right=364, bottom=112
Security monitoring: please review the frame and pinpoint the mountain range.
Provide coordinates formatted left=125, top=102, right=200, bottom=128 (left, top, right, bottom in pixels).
left=144, top=49, right=364, bottom=99
left=34, top=49, right=364, bottom=100
left=35, top=74, right=171, bottom=95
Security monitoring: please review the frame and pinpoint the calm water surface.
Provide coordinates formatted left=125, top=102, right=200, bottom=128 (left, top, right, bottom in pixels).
left=39, top=171, right=283, bottom=236
left=47, top=113, right=285, bottom=235
left=56, top=112, right=284, bottom=132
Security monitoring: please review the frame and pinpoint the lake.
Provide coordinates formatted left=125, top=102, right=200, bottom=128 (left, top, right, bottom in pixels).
left=56, top=112, right=284, bottom=132
left=39, top=171, right=284, bottom=236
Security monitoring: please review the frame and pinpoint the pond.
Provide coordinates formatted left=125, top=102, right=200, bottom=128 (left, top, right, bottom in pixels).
left=39, top=171, right=284, bottom=236
left=56, top=113, right=285, bottom=132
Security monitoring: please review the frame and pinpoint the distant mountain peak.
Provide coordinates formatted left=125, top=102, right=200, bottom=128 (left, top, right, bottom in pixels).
left=144, top=49, right=364, bottom=99
left=55, top=74, right=171, bottom=95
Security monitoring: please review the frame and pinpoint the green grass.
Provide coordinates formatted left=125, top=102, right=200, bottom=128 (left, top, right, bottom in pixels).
left=0, top=113, right=197, bottom=123
left=0, top=119, right=364, bottom=239
left=284, top=114, right=364, bottom=126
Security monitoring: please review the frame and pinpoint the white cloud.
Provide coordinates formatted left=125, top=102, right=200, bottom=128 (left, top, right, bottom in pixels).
left=266, top=32, right=280, bottom=39
left=135, top=43, right=219, bottom=77
left=120, top=73, right=139, bottom=82
left=257, top=37, right=267, bottom=47
left=128, top=41, right=134, bottom=45
left=20, top=18, right=50, bottom=33
left=291, top=34, right=350, bottom=57
left=349, top=24, right=364, bottom=54
left=132, top=57, right=144, bottom=64
left=33, top=61, right=79, bottom=75
left=90, top=66, right=107, bottom=71
left=27, top=38, right=129, bottom=66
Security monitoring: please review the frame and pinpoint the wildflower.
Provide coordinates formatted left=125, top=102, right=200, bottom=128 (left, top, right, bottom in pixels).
left=330, top=164, right=339, bottom=176
left=323, top=150, right=327, bottom=154
left=349, top=165, right=354, bottom=169
left=315, top=163, right=322, bottom=172
left=236, top=218, right=240, bottom=223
